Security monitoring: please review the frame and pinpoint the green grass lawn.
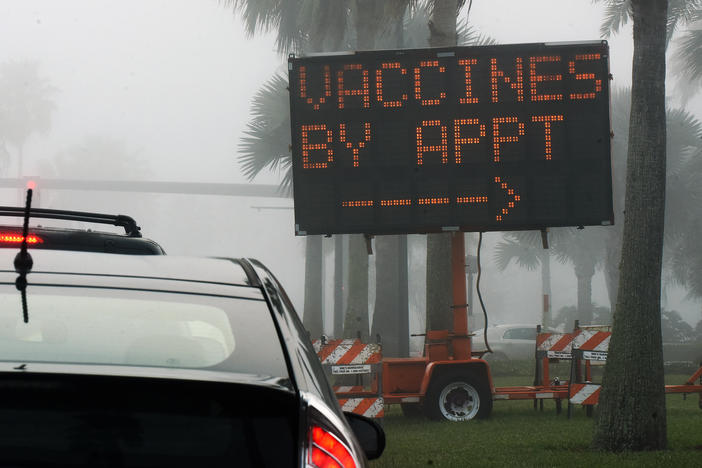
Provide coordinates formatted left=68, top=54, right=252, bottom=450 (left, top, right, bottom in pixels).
left=370, top=372, right=702, bottom=467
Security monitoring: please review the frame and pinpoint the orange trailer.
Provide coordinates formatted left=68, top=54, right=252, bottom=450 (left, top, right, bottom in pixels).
left=318, top=233, right=702, bottom=422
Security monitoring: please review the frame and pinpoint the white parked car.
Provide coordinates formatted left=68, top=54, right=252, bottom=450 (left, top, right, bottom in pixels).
left=472, top=324, right=540, bottom=361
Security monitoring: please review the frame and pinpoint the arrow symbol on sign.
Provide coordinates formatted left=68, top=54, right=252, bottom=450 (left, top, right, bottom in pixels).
left=494, top=176, right=521, bottom=222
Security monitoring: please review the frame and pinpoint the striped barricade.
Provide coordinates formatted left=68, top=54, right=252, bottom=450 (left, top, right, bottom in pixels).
left=534, top=327, right=611, bottom=397
left=534, top=331, right=576, bottom=391
left=569, top=383, right=601, bottom=406
left=567, top=329, right=611, bottom=416
left=337, top=397, right=384, bottom=418
left=313, top=338, right=382, bottom=369
left=537, top=328, right=611, bottom=360
left=313, top=338, right=384, bottom=418
left=537, top=332, right=577, bottom=360
left=572, top=330, right=610, bottom=361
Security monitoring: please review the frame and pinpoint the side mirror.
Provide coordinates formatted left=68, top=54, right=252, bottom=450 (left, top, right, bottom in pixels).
left=344, top=412, right=386, bottom=460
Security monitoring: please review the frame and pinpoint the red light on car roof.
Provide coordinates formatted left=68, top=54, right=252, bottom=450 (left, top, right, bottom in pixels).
left=308, top=425, right=356, bottom=468
left=0, top=233, right=43, bottom=244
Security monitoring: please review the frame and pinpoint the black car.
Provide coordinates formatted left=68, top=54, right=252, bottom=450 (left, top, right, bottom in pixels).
left=0, top=214, right=383, bottom=466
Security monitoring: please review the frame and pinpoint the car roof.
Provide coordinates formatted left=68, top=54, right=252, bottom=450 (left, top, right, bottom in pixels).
left=488, top=324, right=539, bottom=329
left=0, top=249, right=254, bottom=291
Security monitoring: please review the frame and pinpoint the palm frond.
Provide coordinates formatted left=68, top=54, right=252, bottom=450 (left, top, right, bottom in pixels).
left=224, top=0, right=281, bottom=37
left=400, top=2, right=493, bottom=48
left=672, top=14, right=702, bottom=93
left=457, top=21, right=496, bottom=46
left=595, top=0, right=631, bottom=38
left=493, top=239, right=540, bottom=271
left=663, top=108, right=702, bottom=242
left=237, top=73, right=292, bottom=193
left=666, top=0, right=702, bottom=46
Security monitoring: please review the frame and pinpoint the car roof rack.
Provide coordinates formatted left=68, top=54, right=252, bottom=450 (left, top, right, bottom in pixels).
left=0, top=207, right=142, bottom=238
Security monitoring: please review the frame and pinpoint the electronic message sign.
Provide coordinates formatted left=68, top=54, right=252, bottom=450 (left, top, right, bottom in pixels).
left=288, top=41, right=613, bottom=235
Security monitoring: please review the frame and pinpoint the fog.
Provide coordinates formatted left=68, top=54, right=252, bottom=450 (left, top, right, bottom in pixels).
left=1, top=0, right=700, bottom=341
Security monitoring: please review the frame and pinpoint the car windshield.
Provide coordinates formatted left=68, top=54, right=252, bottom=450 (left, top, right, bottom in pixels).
left=0, top=284, right=289, bottom=383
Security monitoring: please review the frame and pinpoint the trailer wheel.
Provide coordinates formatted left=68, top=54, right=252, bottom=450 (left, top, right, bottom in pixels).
left=425, top=373, right=492, bottom=421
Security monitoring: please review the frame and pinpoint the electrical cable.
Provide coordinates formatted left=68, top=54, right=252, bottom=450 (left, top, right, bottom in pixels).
left=476, top=232, right=492, bottom=354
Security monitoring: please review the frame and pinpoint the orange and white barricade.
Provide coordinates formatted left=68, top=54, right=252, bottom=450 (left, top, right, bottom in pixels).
left=567, top=328, right=611, bottom=417
left=569, top=383, right=601, bottom=406
left=313, top=338, right=384, bottom=418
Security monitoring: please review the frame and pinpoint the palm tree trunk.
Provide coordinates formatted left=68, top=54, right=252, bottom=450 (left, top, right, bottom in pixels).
left=539, top=249, right=552, bottom=328
left=574, top=259, right=595, bottom=325
left=333, top=235, right=345, bottom=338
left=425, top=0, right=457, bottom=333
left=604, top=234, right=621, bottom=311
left=343, top=234, right=369, bottom=340
left=354, top=0, right=383, bottom=50
left=303, top=235, right=324, bottom=339
left=593, top=0, right=668, bottom=451
left=336, top=0, right=386, bottom=343
left=428, top=0, right=457, bottom=47
left=371, top=235, right=407, bottom=356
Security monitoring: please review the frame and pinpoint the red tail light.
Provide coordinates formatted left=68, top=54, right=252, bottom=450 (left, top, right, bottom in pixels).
left=0, top=233, right=43, bottom=244
left=307, top=425, right=357, bottom=468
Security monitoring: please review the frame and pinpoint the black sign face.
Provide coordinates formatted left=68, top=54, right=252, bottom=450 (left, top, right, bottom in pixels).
left=288, top=41, right=613, bottom=235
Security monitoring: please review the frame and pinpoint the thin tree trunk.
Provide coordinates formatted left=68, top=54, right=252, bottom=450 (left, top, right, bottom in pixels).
left=333, top=235, right=345, bottom=338
left=427, top=0, right=457, bottom=47
left=425, top=0, right=457, bottom=334
left=371, top=235, right=404, bottom=356
left=354, top=0, right=383, bottom=50
left=539, top=249, right=552, bottom=328
left=337, top=0, right=386, bottom=343
left=593, top=0, right=668, bottom=451
left=303, top=235, right=324, bottom=339
left=604, top=235, right=621, bottom=311
left=426, top=233, right=453, bottom=331
left=344, top=234, right=369, bottom=340
left=575, top=259, right=595, bottom=325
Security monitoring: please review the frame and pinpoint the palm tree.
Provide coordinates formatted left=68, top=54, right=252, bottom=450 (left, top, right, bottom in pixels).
left=0, top=60, right=57, bottom=177
left=233, top=1, right=493, bottom=347
left=593, top=0, right=669, bottom=451
left=494, top=229, right=572, bottom=328
left=551, top=228, right=610, bottom=325
left=601, top=88, right=702, bottom=308
left=230, top=0, right=412, bottom=340
left=596, top=0, right=700, bottom=46
left=595, top=0, right=702, bottom=100
left=421, top=0, right=495, bottom=334
left=665, top=133, right=702, bottom=300
left=370, top=2, right=496, bottom=355
left=423, top=0, right=458, bottom=335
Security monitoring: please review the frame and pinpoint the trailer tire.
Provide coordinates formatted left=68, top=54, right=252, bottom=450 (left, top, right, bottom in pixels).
left=425, top=373, right=492, bottom=421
